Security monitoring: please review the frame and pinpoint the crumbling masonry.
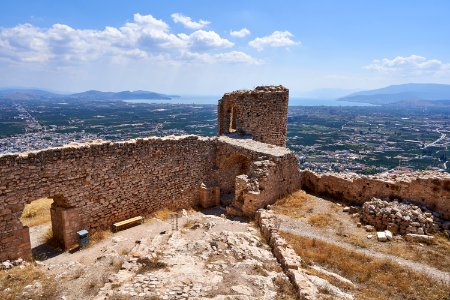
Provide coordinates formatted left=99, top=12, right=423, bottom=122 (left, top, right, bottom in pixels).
left=0, top=86, right=299, bottom=262
left=1, top=85, right=449, bottom=263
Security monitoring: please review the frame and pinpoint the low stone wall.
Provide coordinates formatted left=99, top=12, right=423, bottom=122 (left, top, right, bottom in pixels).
left=301, top=170, right=450, bottom=220
left=255, top=209, right=318, bottom=300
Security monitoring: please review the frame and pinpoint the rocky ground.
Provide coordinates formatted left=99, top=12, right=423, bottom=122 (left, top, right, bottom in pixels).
left=3, top=191, right=450, bottom=299
left=2, top=209, right=299, bottom=300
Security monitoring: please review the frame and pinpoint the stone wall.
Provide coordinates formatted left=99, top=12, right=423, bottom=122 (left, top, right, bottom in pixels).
left=217, top=86, right=289, bottom=147
left=256, top=209, right=318, bottom=299
left=216, top=137, right=302, bottom=217
left=301, top=170, right=450, bottom=219
left=0, top=136, right=216, bottom=261
left=0, top=135, right=301, bottom=261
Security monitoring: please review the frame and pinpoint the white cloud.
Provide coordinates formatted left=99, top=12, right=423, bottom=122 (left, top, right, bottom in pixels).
left=365, top=55, right=450, bottom=74
left=230, top=28, right=250, bottom=38
left=179, top=30, right=233, bottom=50
left=171, top=13, right=210, bottom=29
left=0, top=13, right=259, bottom=65
left=214, top=51, right=262, bottom=64
left=249, top=31, right=299, bottom=51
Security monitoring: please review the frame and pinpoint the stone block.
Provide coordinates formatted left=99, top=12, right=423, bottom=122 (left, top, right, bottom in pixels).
left=384, top=230, right=393, bottom=241
left=405, top=234, right=434, bottom=244
left=377, top=231, right=387, bottom=242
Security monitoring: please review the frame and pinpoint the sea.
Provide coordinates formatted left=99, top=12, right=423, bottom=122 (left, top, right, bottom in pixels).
left=124, top=96, right=374, bottom=106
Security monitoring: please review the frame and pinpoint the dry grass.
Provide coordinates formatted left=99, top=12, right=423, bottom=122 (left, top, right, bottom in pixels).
left=251, top=264, right=269, bottom=276
left=307, top=213, right=333, bottom=228
left=20, top=198, right=53, bottom=227
left=344, top=235, right=368, bottom=249
left=272, top=190, right=313, bottom=218
left=90, top=229, right=113, bottom=246
left=151, top=208, right=174, bottom=221
left=182, top=219, right=198, bottom=229
left=111, top=256, right=124, bottom=272
left=83, top=272, right=110, bottom=297
left=0, top=263, right=58, bottom=300
left=281, top=231, right=450, bottom=300
left=371, top=233, right=450, bottom=272
left=273, top=275, right=299, bottom=300
left=136, top=256, right=168, bottom=274
left=42, top=227, right=53, bottom=243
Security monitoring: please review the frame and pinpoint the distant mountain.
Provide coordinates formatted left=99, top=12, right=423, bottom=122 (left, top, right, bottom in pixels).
left=338, top=83, right=450, bottom=105
left=0, top=88, right=176, bottom=101
left=0, top=89, right=61, bottom=100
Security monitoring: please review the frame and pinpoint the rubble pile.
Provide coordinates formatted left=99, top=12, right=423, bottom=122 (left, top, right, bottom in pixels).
left=0, top=258, right=29, bottom=270
left=361, top=198, right=441, bottom=235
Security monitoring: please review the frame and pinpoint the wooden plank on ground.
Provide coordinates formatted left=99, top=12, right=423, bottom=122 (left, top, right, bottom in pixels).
left=112, top=216, right=144, bottom=232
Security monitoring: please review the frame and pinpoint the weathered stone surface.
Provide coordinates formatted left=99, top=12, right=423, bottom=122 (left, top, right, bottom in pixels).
left=361, top=198, right=440, bottom=235
left=385, top=230, right=393, bottom=241
left=404, top=234, right=435, bottom=244
left=256, top=209, right=318, bottom=299
left=0, top=86, right=301, bottom=262
left=218, top=86, right=289, bottom=147
left=377, top=231, right=387, bottom=242
left=301, top=170, right=450, bottom=219
left=364, top=225, right=375, bottom=232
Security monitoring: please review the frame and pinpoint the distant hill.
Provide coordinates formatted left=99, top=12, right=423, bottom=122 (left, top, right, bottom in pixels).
left=0, top=88, right=176, bottom=101
left=338, top=83, right=450, bottom=105
left=0, top=89, right=62, bottom=100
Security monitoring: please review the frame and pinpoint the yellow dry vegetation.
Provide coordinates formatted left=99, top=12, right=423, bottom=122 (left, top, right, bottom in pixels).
left=307, top=213, right=334, bottom=228
left=0, top=264, right=58, bottom=300
left=272, top=190, right=312, bottom=218
left=90, top=229, right=113, bottom=245
left=281, top=231, right=450, bottom=300
left=376, top=233, right=450, bottom=272
left=151, top=208, right=175, bottom=221
left=273, top=275, right=299, bottom=300
left=20, top=197, right=53, bottom=227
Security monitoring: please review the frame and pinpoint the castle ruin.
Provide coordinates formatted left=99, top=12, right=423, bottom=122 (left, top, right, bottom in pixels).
left=0, top=86, right=299, bottom=262
left=218, top=86, right=289, bottom=146
left=0, top=85, right=449, bottom=263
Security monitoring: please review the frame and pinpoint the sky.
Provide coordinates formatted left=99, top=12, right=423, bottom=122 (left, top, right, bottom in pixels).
left=0, top=0, right=450, bottom=97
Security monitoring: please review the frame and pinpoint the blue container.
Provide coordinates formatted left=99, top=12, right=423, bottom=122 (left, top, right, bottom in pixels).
left=77, top=229, right=89, bottom=249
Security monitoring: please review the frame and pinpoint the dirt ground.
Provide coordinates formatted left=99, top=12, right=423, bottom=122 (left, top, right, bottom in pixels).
left=2, top=209, right=297, bottom=300
left=3, top=192, right=450, bottom=300
left=272, top=191, right=450, bottom=299
left=272, top=191, right=450, bottom=275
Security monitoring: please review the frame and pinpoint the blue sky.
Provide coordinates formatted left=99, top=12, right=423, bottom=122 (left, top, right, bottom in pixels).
left=0, top=0, right=449, bottom=97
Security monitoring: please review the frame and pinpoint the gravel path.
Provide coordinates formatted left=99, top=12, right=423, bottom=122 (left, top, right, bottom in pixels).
left=277, top=214, right=450, bottom=285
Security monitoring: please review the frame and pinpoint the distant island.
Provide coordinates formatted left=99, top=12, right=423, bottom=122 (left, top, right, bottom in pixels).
left=0, top=88, right=178, bottom=101
left=338, top=83, right=450, bottom=106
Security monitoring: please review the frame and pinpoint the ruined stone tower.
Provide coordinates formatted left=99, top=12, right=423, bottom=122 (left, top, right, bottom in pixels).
left=217, top=85, right=289, bottom=147
left=0, top=86, right=300, bottom=262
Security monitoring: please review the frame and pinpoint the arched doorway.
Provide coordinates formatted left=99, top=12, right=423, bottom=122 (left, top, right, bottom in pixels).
left=21, top=198, right=62, bottom=260
left=218, top=154, right=251, bottom=205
